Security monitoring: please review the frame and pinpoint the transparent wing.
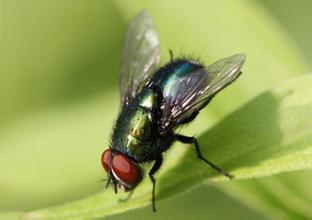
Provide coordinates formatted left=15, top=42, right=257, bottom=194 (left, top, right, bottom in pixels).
left=161, top=54, right=246, bottom=131
left=120, top=11, right=160, bottom=105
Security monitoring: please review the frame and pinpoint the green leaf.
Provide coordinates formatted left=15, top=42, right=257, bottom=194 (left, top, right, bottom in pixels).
left=217, top=170, right=312, bottom=219
left=97, top=184, right=268, bottom=220
left=2, top=73, right=311, bottom=219
left=217, top=169, right=312, bottom=219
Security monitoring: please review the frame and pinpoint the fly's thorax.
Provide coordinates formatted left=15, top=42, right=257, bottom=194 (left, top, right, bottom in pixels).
left=128, top=89, right=158, bottom=139
left=128, top=108, right=151, bottom=142
left=140, top=89, right=157, bottom=109
left=122, top=89, right=159, bottom=158
left=112, top=87, right=169, bottom=162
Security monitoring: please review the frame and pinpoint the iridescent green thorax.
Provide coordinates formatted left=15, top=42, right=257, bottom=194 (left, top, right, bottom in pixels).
left=112, top=88, right=164, bottom=162
left=126, top=90, right=158, bottom=154
left=140, top=89, right=157, bottom=109
left=125, top=105, right=152, bottom=155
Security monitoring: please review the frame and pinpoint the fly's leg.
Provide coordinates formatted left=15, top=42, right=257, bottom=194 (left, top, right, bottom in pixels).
left=175, top=134, right=234, bottom=179
left=105, top=175, right=111, bottom=188
left=149, top=155, right=163, bottom=212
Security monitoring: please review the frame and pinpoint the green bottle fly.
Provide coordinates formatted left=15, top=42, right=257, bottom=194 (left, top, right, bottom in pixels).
left=101, top=11, right=246, bottom=211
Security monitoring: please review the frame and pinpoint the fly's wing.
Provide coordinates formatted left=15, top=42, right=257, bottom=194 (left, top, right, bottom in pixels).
left=161, top=54, right=246, bottom=131
left=120, top=11, right=160, bottom=105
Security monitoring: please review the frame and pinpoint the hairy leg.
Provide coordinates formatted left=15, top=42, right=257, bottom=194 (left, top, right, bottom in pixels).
left=175, top=134, right=233, bottom=179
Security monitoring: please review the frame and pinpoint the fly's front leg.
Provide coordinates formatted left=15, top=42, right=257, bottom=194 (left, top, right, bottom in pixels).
left=149, top=155, right=163, bottom=212
left=175, top=134, right=233, bottom=179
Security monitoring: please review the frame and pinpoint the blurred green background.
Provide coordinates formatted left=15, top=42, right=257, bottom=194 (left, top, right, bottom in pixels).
left=0, top=0, right=311, bottom=219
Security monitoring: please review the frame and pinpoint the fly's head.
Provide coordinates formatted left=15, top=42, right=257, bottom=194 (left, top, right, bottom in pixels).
left=101, top=149, right=142, bottom=193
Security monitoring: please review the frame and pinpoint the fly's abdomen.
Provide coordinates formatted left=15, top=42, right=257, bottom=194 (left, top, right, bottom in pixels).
left=151, top=60, right=203, bottom=91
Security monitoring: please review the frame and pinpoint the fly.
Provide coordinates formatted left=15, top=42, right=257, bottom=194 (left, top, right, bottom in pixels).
left=101, top=10, right=246, bottom=211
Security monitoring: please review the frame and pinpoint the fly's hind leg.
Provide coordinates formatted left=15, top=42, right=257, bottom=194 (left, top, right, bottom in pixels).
left=175, top=134, right=233, bottom=179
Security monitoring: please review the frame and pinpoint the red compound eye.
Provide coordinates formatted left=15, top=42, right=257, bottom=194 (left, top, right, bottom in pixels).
left=112, top=154, right=142, bottom=186
left=101, top=149, right=112, bottom=172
